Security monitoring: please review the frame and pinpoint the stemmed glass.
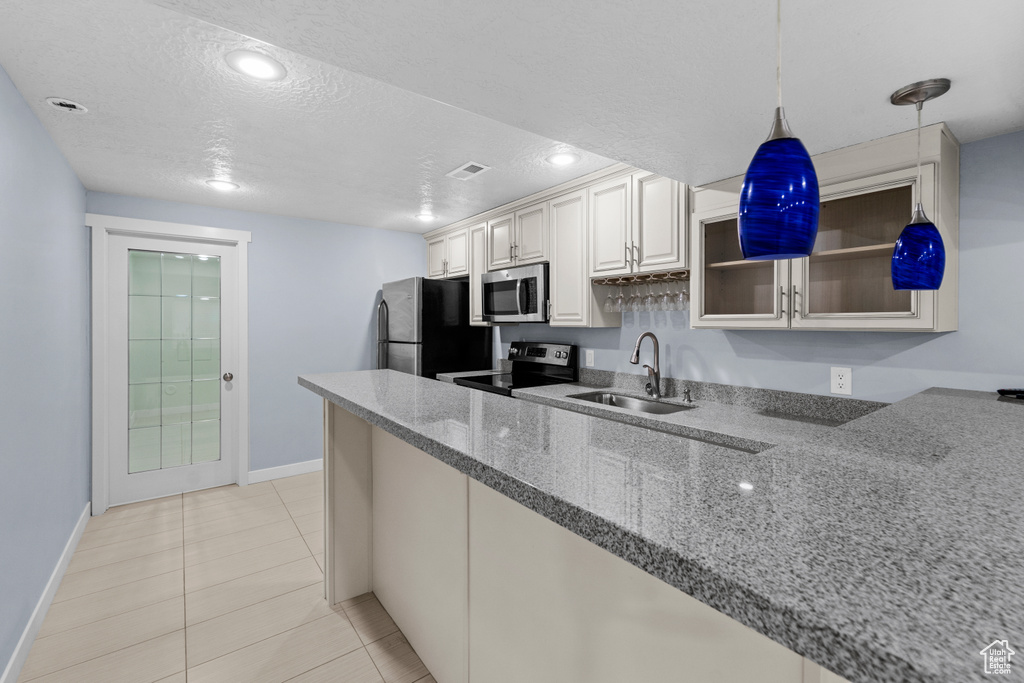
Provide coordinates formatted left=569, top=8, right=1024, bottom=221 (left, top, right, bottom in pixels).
left=642, top=284, right=656, bottom=311
left=613, top=286, right=625, bottom=313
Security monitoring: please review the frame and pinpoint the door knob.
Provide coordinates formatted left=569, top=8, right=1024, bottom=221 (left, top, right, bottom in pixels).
left=223, top=372, right=234, bottom=382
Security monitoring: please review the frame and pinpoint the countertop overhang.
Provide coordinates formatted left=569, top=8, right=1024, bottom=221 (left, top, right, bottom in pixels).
left=299, top=369, right=1024, bottom=683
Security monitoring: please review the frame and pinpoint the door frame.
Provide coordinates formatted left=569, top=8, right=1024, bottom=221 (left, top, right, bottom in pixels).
left=89, top=214, right=251, bottom=515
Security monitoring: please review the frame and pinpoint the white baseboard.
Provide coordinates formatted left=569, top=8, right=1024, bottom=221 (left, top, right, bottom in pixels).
left=247, top=458, right=323, bottom=485
left=1, top=502, right=91, bottom=683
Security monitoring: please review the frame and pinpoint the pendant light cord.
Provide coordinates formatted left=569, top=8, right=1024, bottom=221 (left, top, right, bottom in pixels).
left=777, top=0, right=782, bottom=109
left=916, top=103, right=923, bottom=201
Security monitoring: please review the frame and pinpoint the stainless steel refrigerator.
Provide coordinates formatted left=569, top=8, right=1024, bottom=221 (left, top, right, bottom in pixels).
left=376, top=277, right=492, bottom=379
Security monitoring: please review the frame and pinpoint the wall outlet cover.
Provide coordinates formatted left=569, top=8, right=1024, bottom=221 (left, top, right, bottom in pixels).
left=585, top=349, right=595, bottom=367
left=831, top=367, right=852, bottom=395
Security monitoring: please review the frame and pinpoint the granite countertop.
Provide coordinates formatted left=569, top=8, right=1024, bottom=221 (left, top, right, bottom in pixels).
left=298, top=369, right=1024, bottom=683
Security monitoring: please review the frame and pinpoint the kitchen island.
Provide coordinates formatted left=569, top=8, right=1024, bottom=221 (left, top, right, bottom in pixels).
left=299, top=369, right=1023, bottom=683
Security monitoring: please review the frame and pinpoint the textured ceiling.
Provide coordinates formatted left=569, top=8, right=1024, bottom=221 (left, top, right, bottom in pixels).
left=0, top=0, right=615, bottom=233
left=154, top=0, right=1024, bottom=187
left=2, top=1, right=1022, bottom=234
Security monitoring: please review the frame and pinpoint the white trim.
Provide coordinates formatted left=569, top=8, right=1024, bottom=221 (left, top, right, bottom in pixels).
left=88, top=214, right=251, bottom=513
left=248, top=459, right=323, bottom=485
left=1, top=503, right=91, bottom=683
left=85, top=214, right=252, bottom=245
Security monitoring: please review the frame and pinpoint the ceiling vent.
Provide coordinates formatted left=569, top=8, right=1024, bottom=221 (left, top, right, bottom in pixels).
left=446, top=161, right=491, bottom=181
left=46, top=97, right=88, bottom=113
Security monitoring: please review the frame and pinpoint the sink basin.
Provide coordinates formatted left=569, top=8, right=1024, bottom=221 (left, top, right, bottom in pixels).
left=568, top=392, right=696, bottom=415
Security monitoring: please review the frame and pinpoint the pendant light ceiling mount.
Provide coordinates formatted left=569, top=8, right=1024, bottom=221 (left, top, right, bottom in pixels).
left=889, top=78, right=951, bottom=109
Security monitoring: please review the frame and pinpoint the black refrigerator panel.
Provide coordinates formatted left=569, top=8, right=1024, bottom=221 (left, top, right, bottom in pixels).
left=420, top=279, right=491, bottom=379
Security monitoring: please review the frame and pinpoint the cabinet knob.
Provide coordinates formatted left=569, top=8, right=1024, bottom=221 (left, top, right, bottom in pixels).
left=223, top=372, right=234, bottom=382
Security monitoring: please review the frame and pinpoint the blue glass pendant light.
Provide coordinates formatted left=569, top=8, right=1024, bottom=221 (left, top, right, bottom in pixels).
left=738, top=0, right=819, bottom=260
left=890, top=79, right=950, bottom=290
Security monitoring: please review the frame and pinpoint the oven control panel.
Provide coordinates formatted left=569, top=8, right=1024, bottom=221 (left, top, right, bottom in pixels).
left=507, top=342, right=577, bottom=367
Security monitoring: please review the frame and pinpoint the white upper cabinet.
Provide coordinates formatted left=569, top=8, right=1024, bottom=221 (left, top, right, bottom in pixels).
left=487, top=203, right=549, bottom=270
left=514, top=202, right=548, bottom=265
left=427, top=226, right=470, bottom=279
left=589, top=172, right=686, bottom=277
left=427, top=236, right=447, bottom=279
left=445, top=228, right=470, bottom=277
left=468, top=223, right=490, bottom=326
left=549, top=190, right=621, bottom=328
left=588, top=175, right=633, bottom=276
left=487, top=212, right=515, bottom=271
left=633, top=172, right=686, bottom=272
left=690, top=123, right=959, bottom=332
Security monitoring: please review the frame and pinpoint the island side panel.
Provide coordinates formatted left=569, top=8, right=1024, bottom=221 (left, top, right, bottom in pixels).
left=371, top=427, right=469, bottom=683
left=468, top=478, right=810, bottom=683
left=324, top=400, right=373, bottom=604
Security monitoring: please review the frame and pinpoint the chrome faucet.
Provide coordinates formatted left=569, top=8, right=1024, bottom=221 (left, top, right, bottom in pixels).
left=629, top=332, right=661, bottom=399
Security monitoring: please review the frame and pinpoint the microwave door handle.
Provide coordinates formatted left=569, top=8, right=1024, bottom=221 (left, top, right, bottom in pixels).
left=515, top=278, right=524, bottom=315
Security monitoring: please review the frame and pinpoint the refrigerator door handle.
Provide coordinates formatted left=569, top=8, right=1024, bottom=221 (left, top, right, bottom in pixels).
left=376, top=299, right=389, bottom=369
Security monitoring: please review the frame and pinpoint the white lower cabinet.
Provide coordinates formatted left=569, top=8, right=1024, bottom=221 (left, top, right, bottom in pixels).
left=359, top=420, right=849, bottom=683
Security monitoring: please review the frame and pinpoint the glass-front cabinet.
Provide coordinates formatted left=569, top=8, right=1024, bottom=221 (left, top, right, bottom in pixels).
left=691, top=123, right=959, bottom=332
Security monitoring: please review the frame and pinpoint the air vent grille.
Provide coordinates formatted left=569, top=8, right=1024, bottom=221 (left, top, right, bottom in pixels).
left=446, top=161, right=492, bottom=181
left=46, top=97, right=88, bottom=113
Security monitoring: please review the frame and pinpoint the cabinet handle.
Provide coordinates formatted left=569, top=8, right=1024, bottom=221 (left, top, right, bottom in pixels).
left=780, top=285, right=787, bottom=315
left=632, top=240, right=639, bottom=268
left=625, top=243, right=631, bottom=268
left=443, top=259, right=448, bottom=276
left=792, top=286, right=801, bottom=318
left=510, top=243, right=514, bottom=263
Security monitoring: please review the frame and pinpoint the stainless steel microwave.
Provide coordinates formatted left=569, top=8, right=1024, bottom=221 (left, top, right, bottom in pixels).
left=481, top=263, right=549, bottom=323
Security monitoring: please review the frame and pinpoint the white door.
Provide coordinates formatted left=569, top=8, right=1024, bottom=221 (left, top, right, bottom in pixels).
left=445, top=228, right=470, bottom=277
left=427, top=237, right=447, bottom=278
left=514, top=202, right=548, bottom=265
left=91, top=215, right=250, bottom=511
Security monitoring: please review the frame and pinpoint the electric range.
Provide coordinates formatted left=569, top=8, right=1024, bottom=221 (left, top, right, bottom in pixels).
left=453, top=341, right=578, bottom=397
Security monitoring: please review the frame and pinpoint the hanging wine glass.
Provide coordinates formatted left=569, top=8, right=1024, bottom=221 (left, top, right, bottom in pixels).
left=613, top=285, right=625, bottom=313
left=603, top=287, right=615, bottom=313
left=659, top=282, right=671, bottom=311
left=642, top=283, right=656, bottom=311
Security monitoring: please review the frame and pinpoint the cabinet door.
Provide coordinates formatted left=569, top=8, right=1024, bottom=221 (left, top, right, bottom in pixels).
left=468, top=223, right=491, bottom=326
left=514, top=202, right=549, bottom=265
left=549, top=191, right=589, bottom=326
left=487, top=212, right=515, bottom=271
left=426, top=236, right=447, bottom=279
left=588, top=175, right=633, bottom=276
left=445, top=228, right=470, bottom=277
left=791, top=166, right=937, bottom=331
left=690, top=210, right=789, bottom=329
left=633, top=173, right=685, bottom=272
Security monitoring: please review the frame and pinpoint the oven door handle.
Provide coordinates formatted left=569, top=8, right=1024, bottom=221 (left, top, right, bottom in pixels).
left=515, top=278, right=523, bottom=315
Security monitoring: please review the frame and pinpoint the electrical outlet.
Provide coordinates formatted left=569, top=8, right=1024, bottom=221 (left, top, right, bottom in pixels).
left=831, top=367, right=852, bottom=395
left=585, top=349, right=595, bottom=367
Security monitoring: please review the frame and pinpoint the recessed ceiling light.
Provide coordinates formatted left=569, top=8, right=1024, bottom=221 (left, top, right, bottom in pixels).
left=546, top=152, right=580, bottom=166
left=416, top=212, right=436, bottom=222
left=738, top=481, right=754, bottom=491
left=206, top=179, right=239, bottom=192
left=225, top=50, right=286, bottom=81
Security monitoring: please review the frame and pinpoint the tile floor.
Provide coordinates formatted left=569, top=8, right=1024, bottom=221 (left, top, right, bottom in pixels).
left=18, top=471, right=435, bottom=683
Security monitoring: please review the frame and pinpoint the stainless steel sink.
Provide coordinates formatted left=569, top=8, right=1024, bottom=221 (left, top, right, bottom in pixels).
left=567, top=391, right=696, bottom=415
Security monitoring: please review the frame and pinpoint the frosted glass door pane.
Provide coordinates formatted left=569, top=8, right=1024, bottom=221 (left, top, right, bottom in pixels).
left=129, top=384, right=161, bottom=429
left=129, top=341, right=161, bottom=385
left=192, top=421, right=219, bottom=464
left=129, top=297, right=160, bottom=339
left=128, top=249, right=221, bottom=475
left=129, top=252, right=161, bottom=295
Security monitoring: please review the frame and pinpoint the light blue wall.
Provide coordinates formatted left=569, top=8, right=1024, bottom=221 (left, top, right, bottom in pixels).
left=500, top=130, right=1024, bottom=403
left=0, top=68, right=89, bottom=669
left=85, top=193, right=426, bottom=471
